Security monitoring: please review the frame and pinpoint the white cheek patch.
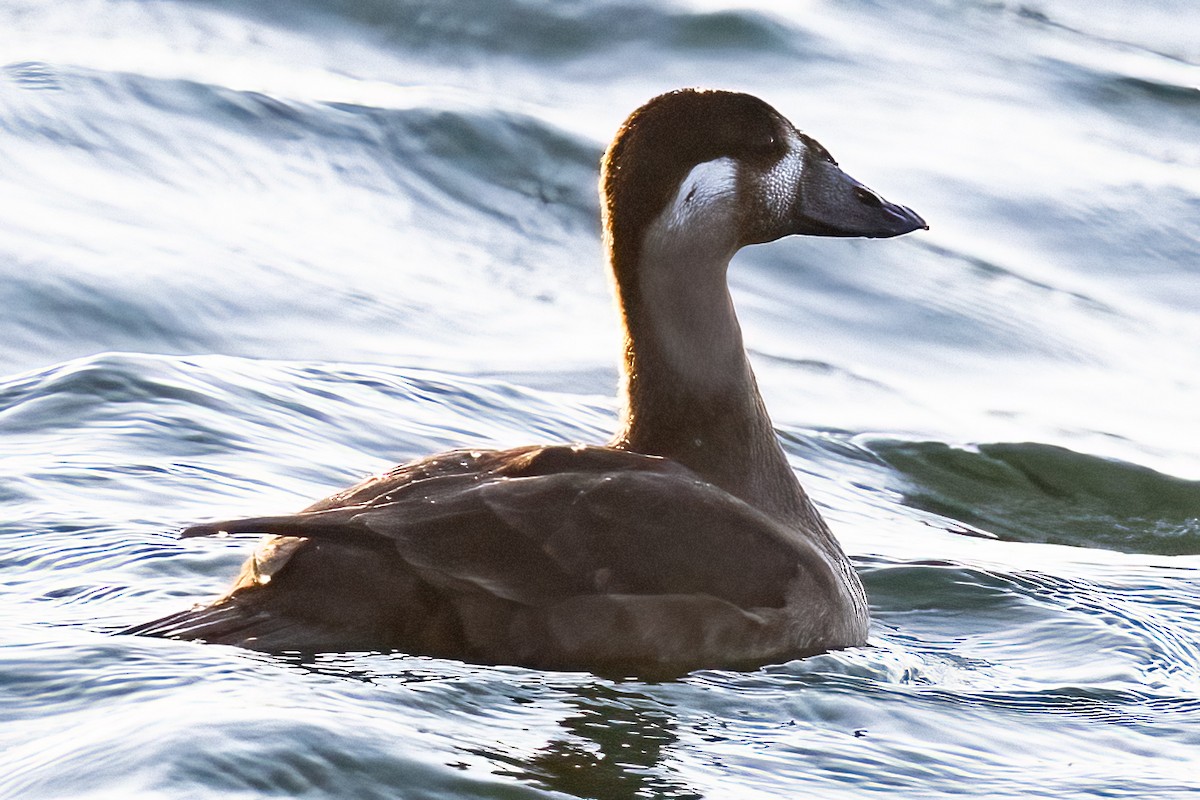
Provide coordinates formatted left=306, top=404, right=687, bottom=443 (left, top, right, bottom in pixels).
left=657, top=157, right=740, bottom=234
left=760, top=133, right=806, bottom=225
left=639, top=156, right=745, bottom=389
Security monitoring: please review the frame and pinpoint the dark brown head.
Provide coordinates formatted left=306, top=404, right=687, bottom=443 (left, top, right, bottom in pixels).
left=600, top=89, right=926, bottom=285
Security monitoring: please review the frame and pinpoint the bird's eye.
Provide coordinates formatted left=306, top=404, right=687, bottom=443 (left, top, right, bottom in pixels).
left=748, top=133, right=776, bottom=154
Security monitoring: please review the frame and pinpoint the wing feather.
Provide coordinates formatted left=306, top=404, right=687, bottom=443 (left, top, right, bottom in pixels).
left=133, top=444, right=832, bottom=669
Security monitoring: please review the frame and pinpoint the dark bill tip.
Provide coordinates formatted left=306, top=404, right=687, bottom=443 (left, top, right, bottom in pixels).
left=877, top=201, right=928, bottom=238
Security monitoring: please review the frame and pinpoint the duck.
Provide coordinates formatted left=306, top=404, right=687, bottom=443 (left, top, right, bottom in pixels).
left=127, top=89, right=926, bottom=676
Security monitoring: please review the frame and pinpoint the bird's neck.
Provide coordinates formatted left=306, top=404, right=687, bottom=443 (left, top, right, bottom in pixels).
left=607, top=220, right=822, bottom=532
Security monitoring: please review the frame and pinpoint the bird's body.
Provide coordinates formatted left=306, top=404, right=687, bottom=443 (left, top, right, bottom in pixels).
left=128, top=89, right=926, bottom=676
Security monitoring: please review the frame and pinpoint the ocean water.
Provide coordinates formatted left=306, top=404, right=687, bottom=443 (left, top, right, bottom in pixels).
left=2, top=0, right=1199, bottom=797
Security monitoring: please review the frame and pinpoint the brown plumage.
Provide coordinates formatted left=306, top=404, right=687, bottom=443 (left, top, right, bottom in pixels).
left=127, top=89, right=926, bottom=676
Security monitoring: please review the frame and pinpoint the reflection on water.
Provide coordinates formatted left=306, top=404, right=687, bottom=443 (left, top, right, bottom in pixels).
left=482, top=684, right=701, bottom=800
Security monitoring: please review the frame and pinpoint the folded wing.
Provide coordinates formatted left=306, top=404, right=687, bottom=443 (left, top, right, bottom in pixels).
left=129, top=445, right=832, bottom=673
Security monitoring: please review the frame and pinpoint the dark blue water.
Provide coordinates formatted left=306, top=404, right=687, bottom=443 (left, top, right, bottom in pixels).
left=2, top=1, right=1199, bottom=797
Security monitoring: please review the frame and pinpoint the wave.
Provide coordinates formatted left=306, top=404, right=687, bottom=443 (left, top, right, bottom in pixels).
left=871, top=439, right=1200, bottom=555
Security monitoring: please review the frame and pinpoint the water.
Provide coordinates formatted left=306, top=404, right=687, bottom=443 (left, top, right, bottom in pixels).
left=2, top=0, right=1198, bottom=797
